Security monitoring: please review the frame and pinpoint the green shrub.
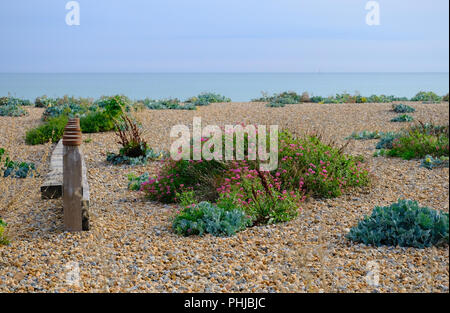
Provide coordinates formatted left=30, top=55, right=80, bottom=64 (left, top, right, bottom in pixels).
left=172, top=201, right=251, bottom=237
left=25, top=115, right=68, bottom=145
left=421, top=155, right=449, bottom=169
left=347, top=199, right=449, bottom=248
left=410, top=91, right=442, bottom=103
left=78, top=95, right=126, bottom=133
left=0, top=219, right=9, bottom=245
left=80, top=111, right=115, bottom=133
left=391, top=114, right=414, bottom=122
left=393, top=103, right=415, bottom=113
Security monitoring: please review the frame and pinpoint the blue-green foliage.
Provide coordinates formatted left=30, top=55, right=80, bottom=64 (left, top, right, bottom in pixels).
left=393, top=103, right=416, bottom=113
left=141, top=98, right=196, bottom=110
left=345, top=130, right=383, bottom=140
left=187, top=92, right=232, bottom=106
left=127, top=172, right=151, bottom=190
left=375, top=132, right=403, bottom=149
left=172, top=201, right=251, bottom=237
left=0, top=97, right=32, bottom=107
left=347, top=199, right=449, bottom=248
left=34, top=96, right=59, bottom=108
left=391, top=114, right=414, bottom=122
left=107, top=148, right=166, bottom=166
left=0, top=148, right=36, bottom=178
left=421, top=155, right=449, bottom=170
left=0, top=104, right=27, bottom=117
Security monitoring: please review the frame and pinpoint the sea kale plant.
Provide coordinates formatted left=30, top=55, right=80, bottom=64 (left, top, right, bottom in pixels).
left=172, top=199, right=251, bottom=237
left=0, top=104, right=27, bottom=117
left=392, top=103, right=416, bottom=113
left=0, top=148, right=36, bottom=178
left=142, top=98, right=196, bottom=110
left=420, top=155, right=449, bottom=170
left=347, top=199, right=449, bottom=248
left=0, top=96, right=28, bottom=117
left=391, top=114, right=414, bottom=123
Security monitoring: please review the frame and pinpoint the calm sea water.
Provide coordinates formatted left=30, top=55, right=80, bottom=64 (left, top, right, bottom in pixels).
left=0, top=73, right=448, bottom=102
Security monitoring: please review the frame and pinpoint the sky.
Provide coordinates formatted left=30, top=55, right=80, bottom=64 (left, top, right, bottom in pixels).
left=0, top=0, right=448, bottom=72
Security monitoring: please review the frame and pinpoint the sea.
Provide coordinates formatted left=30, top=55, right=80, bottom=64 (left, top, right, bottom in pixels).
left=0, top=73, right=448, bottom=102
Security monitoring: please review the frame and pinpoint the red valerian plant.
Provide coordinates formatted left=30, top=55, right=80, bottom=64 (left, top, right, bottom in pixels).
left=216, top=160, right=305, bottom=225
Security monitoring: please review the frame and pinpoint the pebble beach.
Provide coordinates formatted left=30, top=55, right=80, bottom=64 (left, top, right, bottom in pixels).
left=0, top=101, right=448, bottom=293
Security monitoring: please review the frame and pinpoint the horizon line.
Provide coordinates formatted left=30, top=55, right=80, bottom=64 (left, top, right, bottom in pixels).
left=0, top=72, right=449, bottom=74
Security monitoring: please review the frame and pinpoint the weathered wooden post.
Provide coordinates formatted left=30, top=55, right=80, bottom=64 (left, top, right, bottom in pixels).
left=63, top=118, right=83, bottom=232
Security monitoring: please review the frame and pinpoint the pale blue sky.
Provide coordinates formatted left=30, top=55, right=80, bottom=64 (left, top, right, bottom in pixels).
left=0, top=0, right=448, bottom=72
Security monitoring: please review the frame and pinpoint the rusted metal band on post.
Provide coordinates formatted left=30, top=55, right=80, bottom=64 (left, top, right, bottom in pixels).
left=63, top=118, right=82, bottom=146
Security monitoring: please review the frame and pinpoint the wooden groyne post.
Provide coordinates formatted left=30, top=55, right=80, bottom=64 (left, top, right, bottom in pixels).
left=62, top=118, right=84, bottom=232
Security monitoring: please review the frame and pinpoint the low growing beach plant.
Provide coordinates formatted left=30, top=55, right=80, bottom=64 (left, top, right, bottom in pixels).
left=0, top=219, right=9, bottom=245
left=0, top=96, right=32, bottom=107
left=420, top=155, right=449, bottom=170
left=127, top=172, right=151, bottom=191
left=107, top=114, right=166, bottom=165
left=172, top=200, right=251, bottom=237
left=347, top=199, right=449, bottom=248
left=375, top=131, right=403, bottom=149
left=142, top=98, right=196, bottom=110
left=186, top=93, right=231, bottom=106
left=387, top=125, right=449, bottom=160
left=34, top=95, right=58, bottom=108
left=392, top=103, right=416, bottom=113
left=345, top=130, right=382, bottom=140
left=410, top=91, right=442, bottom=103
left=391, top=114, right=414, bottom=122
left=0, top=148, right=36, bottom=178
left=80, top=95, right=127, bottom=133
left=266, top=91, right=303, bottom=107
left=0, top=104, right=27, bottom=117
left=26, top=95, right=128, bottom=145
left=25, top=115, right=68, bottom=145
